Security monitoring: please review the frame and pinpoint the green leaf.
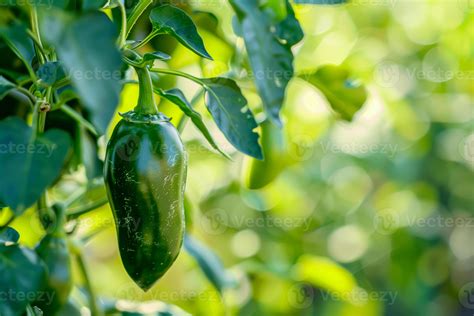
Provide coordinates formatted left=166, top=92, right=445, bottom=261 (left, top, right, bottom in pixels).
left=293, top=0, right=346, bottom=3
left=0, top=243, right=46, bottom=316
left=201, top=77, right=262, bottom=159
left=143, top=51, right=171, bottom=62
left=82, top=0, right=108, bottom=10
left=156, top=88, right=229, bottom=158
left=300, top=65, right=367, bottom=121
left=38, top=9, right=122, bottom=134
left=230, top=0, right=302, bottom=125
left=0, top=227, right=20, bottom=244
left=36, top=61, right=66, bottom=87
left=0, top=23, right=35, bottom=65
left=184, top=234, right=235, bottom=293
left=149, top=5, right=212, bottom=60
left=0, top=75, right=15, bottom=100
left=0, top=117, right=71, bottom=214
left=292, top=255, right=358, bottom=303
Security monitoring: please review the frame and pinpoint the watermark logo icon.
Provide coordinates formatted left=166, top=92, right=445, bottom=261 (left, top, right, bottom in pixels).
left=459, top=282, right=474, bottom=309
left=373, top=208, right=400, bottom=235
left=116, top=135, right=141, bottom=162
left=288, top=283, right=314, bottom=309
left=200, top=208, right=228, bottom=235
left=374, top=61, right=400, bottom=88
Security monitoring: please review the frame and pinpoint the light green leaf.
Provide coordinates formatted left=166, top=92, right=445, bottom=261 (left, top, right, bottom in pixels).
left=149, top=5, right=212, bottom=59
left=0, top=117, right=71, bottom=214
left=300, top=65, right=367, bottom=121
left=156, top=88, right=229, bottom=158
left=201, top=77, right=262, bottom=159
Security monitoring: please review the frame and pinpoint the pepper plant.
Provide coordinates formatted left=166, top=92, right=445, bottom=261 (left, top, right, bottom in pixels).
left=0, top=0, right=366, bottom=315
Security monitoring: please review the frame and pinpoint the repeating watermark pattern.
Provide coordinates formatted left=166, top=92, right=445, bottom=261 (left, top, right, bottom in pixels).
left=374, top=60, right=474, bottom=88
left=288, top=283, right=398, bottom=309
left=289, top=135, right=315, bottom=162
left=374, top=209, right=474, bottom=235
left=320, top=141, right=399, bottom=158
left=0, top=290, right=55, bottom=305
left=0, top=142, right=57, bottom=157
left=115, top=283, right=220, bottom=302
left=200, top=208, right=311, bottom=235
left=459, top=134, right=474, bottom=164
left=459, top=282, right=474, bottom=309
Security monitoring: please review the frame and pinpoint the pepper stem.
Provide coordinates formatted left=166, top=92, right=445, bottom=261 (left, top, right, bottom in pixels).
left=134, top=66, right=158, bottom=114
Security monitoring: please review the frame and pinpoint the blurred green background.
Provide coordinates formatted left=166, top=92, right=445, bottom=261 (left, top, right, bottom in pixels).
left=8, top=0, right=473, bottom=315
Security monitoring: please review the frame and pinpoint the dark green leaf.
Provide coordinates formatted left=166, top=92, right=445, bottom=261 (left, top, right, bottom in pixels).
left=36, top=62, right=66, bottom=87
left=0, top=227, right=20, bottom=244
left=0, top=75, right=15, bottom=100
left=156, top=88, right=229, bottom=158
left=149, top=5, right=212, bottom=59
left=143, top=51, right=171, bottom=62
left=0, top=243, right=46, bottom=316
left=184, top=234, right=235, bottom=293
left=300, top=65, right=367, bottom=121
left=0, top=117, right=71, bottom=214
left=230, top=0, right=302, bottom=125
left=201, top=77, right=262, bottom=159
left=38, top=9, right=122, bottom=134
left=0, top=23, right=35, bottom=66
left=293, top=0, right=346, bottom=3
left=82, top=0, right=108, bottom=10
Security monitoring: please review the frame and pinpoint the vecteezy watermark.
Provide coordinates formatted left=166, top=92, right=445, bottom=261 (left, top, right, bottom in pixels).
left=459, top=282, right=474, bottom=309
left=0, top=0, right=53, bottom=8
left=200, top=208, right=312, bottom=235
left=374, top=60, right=474, bottom=88
left=288, top=134, right=314, bottom=162
left=115, top=283, right=220, bottom=302
left=459, top=133, right=474, bottom=165
left=288, top=283, right=398, bottom=309
left=0, top=142, right=57, bottom=157
left=0, top=290, right=55, bottom=305
left=373, top=209, right=474, bottom=235
left=320, top=141, right=399, bottom=158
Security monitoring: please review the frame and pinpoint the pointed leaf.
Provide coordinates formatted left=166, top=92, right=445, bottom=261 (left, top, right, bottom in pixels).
left=156, top=88, right=229, bottom=158
left=184, top=234, right=235, bottom=293
left=201, top=77, right=262, bottom=159
left=300, top=65, right=367, bottom=121
left=38, top=9, right=122, bottom=134
left=0, top=23, right=35, bottom=66
left=231, top=0, right=302, bottom=125
left=0, top=76, right=15, bottom=100
left=0, top=117, right=71, bottom=214
left=0, top=244, right=46, bottom=316
left=143, top=51, right=171, bottom=62
left=149, top=5, right=212, bottom=59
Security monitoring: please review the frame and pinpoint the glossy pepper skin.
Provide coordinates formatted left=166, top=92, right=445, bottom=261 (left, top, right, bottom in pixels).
left=104, top=111, right=187, bottom=291
left=242, top=119, right=288, bottom=189
left=34, top=204, right=73, bottom=314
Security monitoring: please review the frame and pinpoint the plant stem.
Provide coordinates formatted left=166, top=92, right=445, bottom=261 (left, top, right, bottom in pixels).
left=149, top=68, right=204, bottom=86
left=73, top=244, right=102, bottom=316
left=29, top=6, right=45, bottom=64
left=134, top=66, right=158, bottom=114
left=131, top=29, right=161, bottom=50
left=61, top=105, right=99, bottom=136
left=126, top=0, right=153, bottom=39
left=116, top=0, right=127, bottom=48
